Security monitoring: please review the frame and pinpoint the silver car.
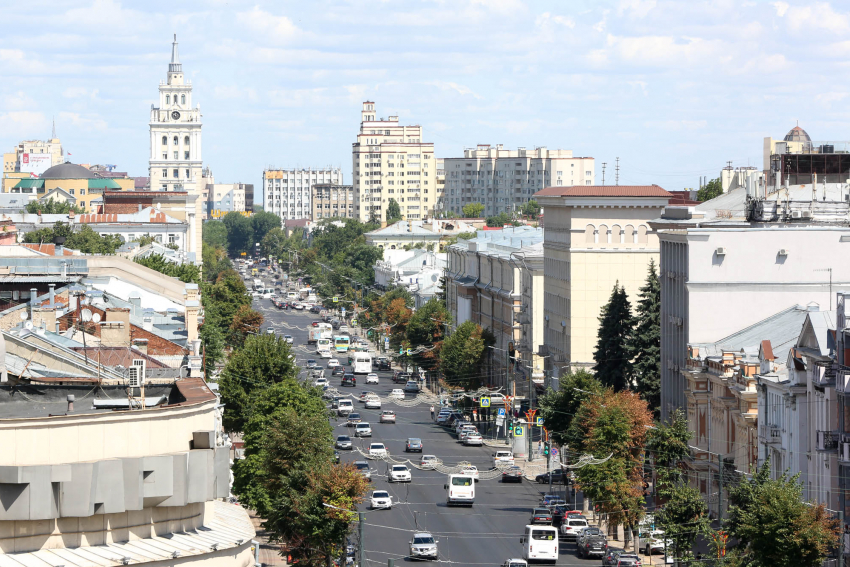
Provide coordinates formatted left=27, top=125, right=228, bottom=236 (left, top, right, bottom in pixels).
left=354, top=460, right=371, bottom=482
left=409, top=532, right=438, bottom=559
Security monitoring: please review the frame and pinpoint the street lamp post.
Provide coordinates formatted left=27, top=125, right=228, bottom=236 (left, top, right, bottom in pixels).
left=323, top=503, right=363, bottom=567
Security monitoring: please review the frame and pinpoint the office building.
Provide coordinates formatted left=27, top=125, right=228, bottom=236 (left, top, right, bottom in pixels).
left=353, top=102, right=436, bottom=222
left=312, top=183, right=354, bottom=220
left=263, top=168, right=343, bottom=220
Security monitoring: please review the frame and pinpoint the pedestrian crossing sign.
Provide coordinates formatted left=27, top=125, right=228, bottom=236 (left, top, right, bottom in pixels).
left=480, top=396, right=491, bottom=408
left=514, top=425, right=525, bottom=437
left=536, top=417, right=544, bottom=426
left=333, top=297, right=339, bottom=303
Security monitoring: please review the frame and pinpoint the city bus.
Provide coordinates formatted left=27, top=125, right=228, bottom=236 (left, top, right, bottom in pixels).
left=317, top=338, right=332, bottom=358
left=334, top=335, right=350, bottom=353
left=352, top=352, right=373, bottom=374
left=348, top=345, right=367, bottom=365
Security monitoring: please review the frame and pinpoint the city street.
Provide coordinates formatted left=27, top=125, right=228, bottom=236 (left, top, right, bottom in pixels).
left=253, top=295, right=625, bottom=566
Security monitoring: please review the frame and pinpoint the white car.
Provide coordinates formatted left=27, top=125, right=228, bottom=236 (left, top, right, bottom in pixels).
left=388, top=464, right=412, bottom=483
left=459, top=464, right=479, bottom=481
left=458, top=427, right=478, bottom=442
left=283, top=335, right=293, bottom=344
left=419, top=454, right=438, bottom=469
left=380, top=410, right=396, bottom=423
left=463, top=433, right=484, bottom=446
left=365, top=397, right=382, bottom=410
left=560, top=517, right=589, bottom=541
left=640, top=529, right=673, bottom=555
left=328, top=359, right=340, bottom=368
left=370, top=490, right=393, bottom=510
left=366, top=373, right=379, bottom=384
left=320, top=350, right=332, bottom=358
left=389, top=389, right=405, bottom=400
left=313, top=377, right=328, bottom=388
left=294, top=303, right=305, bottom=310
left=368, top=442, right=388, bottom=458
left=354, top=423, right=372, bottom=437
left=493, top=451, right=515, bottom=468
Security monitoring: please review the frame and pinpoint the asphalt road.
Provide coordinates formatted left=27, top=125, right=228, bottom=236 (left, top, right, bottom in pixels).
left=252, top=291, right=617, bottom=567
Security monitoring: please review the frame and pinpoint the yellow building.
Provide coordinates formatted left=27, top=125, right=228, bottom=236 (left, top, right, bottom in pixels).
left=6, top=163, right=133, bottom=211
left=534, top=185, right=671, bottom=377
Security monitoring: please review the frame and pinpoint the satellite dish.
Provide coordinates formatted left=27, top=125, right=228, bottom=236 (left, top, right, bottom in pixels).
left=81, top=309, right=92, bottom=322
left=92, top=313, right=102, bottom=323
left=20, top=311, right=27, bottom=320
left=24, top=321, right=33, bottom=330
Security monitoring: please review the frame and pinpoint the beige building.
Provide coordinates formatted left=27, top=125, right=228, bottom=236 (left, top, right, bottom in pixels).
left=264, top=168, right=343, bottom=220
left=365, top=218, right=482, bottom=251
left=312, top=183, right=354, bottom=220
left=6, top=163, right=134, bottom=211
left=534, top=185, right=671, bottom=379
left=353, top=102, right=436, bottom=222
left=3, top=131, right=64, bottom=176
left=443, top=144, right=595, bottom=217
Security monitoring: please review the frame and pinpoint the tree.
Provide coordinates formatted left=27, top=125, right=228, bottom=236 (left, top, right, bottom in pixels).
left=217, top=333, right=299, bottom=432
left=230, top=305, right=264, bottom=347
left=202, top=220, right=229, bottom=249
left=405, top=297, right=451, bottom=372
left=726, top=463, right=840, bottom=567
left=646, top=409, right=691, bottom=499
left=630, top=260, right=661, bottom=416
left=386, top=199, right=402, bottom=223
left=440, top=320, right=493, bottom=389
left=522, top=199, right=541, bottom=220
left=202, top=243, right=233, bottom=283
left=134, top=253, right=201, bottom=284
left=697, top=177, right=722, bottom=202
left=251, top=210, right=281, bottom=245
left=656, top=483, right=709, bottom=560
left=486, top=211, right=512, bottom=227
left=537, top=370, right=603, bottom=446
left=25, top=198, right=85, bottom=215
left=462, top=202, right=484, bottom=218
left=260, top=227, right=287, bottom=259
left=222, top=211, right=254, bottom=256
left=593, top=283, right=634, bottom=391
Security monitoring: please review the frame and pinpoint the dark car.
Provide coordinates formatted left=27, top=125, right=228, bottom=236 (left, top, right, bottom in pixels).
left=535, top=469, right=568, bottom=484
left=393, top=372, right=411, bottom=384
left=342, top=375, right=356, bottom=387
left=332, top=366, right=346, bottom=377
left=530, top=507, right=553, bottom=525
left=576, top=526, right=608, bottom=559
left=501, top=465, right=523, bottom=483
left=405, top=438, right=423, bottom=452
left=550, top=504, right=567, bottom=527
left=378, top=359, right=391, bottom=370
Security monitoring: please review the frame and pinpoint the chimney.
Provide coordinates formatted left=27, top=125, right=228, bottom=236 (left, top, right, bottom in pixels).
left=101, top=307, right=131, bottom=347
left=30, top=288, right=37, bottom=320
left=67, top=395, right=74, bottom=412
left=143, top=317, right=153, bottom=332
left=133, top=338, right=148, bottom=355
left=49, top=283, right=55, bottom=308
left=129, top=293, right=142, bottom=316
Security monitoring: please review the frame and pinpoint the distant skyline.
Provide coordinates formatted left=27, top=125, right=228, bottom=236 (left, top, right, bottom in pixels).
left=2, top=0, right=849, bottom=201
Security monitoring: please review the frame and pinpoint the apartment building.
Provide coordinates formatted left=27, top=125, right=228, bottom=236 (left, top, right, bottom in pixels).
left=2, top=133, right=63, bottom=176
left=353, top=102, right=436, bottom=222
left=534, top=185, right=671, bottom=381
left=263, top=168, right=343, bottom=220
left=312, top=183, right=355, bottom=220
left=443, top=145, right=595, bottom=217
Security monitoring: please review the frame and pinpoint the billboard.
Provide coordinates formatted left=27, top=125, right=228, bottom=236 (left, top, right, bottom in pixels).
left=20, top=153, right=52, bottom=176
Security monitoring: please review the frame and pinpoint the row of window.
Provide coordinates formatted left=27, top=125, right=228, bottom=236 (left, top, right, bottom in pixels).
left=162, top=152, right=191, bottom=160
left=162, top=136, right=191, bottom=146
left=165, top=94, right=186, bottom=105
left=162, top=168, right=191, bottom=179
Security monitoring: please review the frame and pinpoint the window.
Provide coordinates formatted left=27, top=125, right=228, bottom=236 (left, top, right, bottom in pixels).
left=185, top=169, right=190, bottom=179
left=184, top=151, right=190, bottom=160
left=69, top=189, right=75, bottom=195
left=80, top=189, right=85, bottom=195
left=173, top=151, right=178, bottom=159
left=173, top=136, right=178, bottom=145
left=161, top=136, right=167, bottom=145
left=181, top=94, right=185, bottom=104
left=162, top=153, right=167, bottom=160
left=162, top=169, right=168, bottom=178
left=184, top=136, right=190, bottom=145
left=168, top=234, right=177, bottom=245
left=165, top=95, right=170, bottom=104
left=173, top=169, right=179, bottom=178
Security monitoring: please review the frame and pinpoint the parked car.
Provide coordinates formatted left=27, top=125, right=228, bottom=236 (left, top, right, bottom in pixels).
left=370, top=490, right=393, bottom=510
left=576, top=526, right=608, bottom=558
left=501, top=465, right=524, bottom=483
left=388, top=464, right=412, bottom=483
left=335, top=435, right=352, bottom=450
left=355, top=423, right=372, bottom=437
left=409, top=532, right=438, bottom=560
left=366, top=373, right=379, bottom=384
left=639, top=529, right=672, bottom=556
left=420, top=454, right=438, bottom=469
left=379, top=410, right=396, bottom=423
left=405, top=438, right=423, bottom=452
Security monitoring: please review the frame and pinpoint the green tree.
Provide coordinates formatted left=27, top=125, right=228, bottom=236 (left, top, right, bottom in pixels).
left=440, top=320, right=493, bottom=389
left=386, top=198, right=402, bottom=223
left=537, top=370, right=603, bottom=446
left=222, top=211, right=254, bottom=256
left=630, top=260, right=661, bottom=415
left=405, top=297, right=451, bottom=372
left=697, top=177, right=723, bottom=202
left=217, top=333, right=299, bottom=432
left=134, top=253, right=200, bottom=284
left=726, top=463, right=840, bottom=567
left=202, top=220, right=229, bottom=249
left=260, top=227, right=287, bottom=259
left=646, top=408, right=691, bottom=499
left=462, top=202, right=485, bottom=218
left=593, top=282, right=634, bottom=391
left=201, top=243, right=233, bottom=283
left=655, top=483, right=710, bottom=560
left=25, top=198, right=85, bottom=215
left=485, top=212, right=512, bottom=227
left=251, top=210, right=281, bottom=245
left=229, top=304, right=264, bottom=348
left=522, top=199, right=541, bottom=219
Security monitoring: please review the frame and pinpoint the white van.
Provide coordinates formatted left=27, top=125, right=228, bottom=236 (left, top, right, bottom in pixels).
left=337, top=399, right=354, bottom=416
left=444, top=474, right=475, bottom=506
left=521, top=525, right=558, bottom=564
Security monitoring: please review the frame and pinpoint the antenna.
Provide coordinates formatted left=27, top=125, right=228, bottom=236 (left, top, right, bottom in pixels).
left=615, top=157, right=620, bottom=186
left=601, top=162, right=607, bottom=185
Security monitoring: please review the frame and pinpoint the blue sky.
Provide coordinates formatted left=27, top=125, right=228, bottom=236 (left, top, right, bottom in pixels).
left=2, top=0, right=849, bottom=198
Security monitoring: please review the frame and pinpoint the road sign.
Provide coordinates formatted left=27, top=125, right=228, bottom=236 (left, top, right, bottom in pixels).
left=341, top=307, right=346, bottom=315
left=384, top=337, right=390, bottom=348
left=351, top=319, right=357, bottom=326
left=497, top=407, right=506, bottom=417
left=406, top=349, right=413, bottom=356
left=536, top=417, right=544, bottom=426
left=333, top=296, right=339, bottom=303
left=514, top=425, right=525, bottom=437
left=479, top=396, right=491, bottom=408
left=552, top=447, right=558, bottom=456
left=496, top=416, right=505, bottom=427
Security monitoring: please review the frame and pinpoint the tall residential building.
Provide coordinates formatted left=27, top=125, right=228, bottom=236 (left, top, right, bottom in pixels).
left=312, top=183, right=354, bottom=220
left=353, top=102, right=436, bottom=222
left=3, top=130, right=64, bottom=176
left=148, top=35, right=203, bottom=193
left=443, top=145, right=595, bottom=217
left=534, top=185, right=671, bottom=382
left=263, top=168, right=343, bottom=220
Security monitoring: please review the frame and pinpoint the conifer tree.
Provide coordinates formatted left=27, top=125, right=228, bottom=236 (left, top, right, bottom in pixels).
left=593, top=282, right=633, bottom=391
left=630, top=260, right=661, bottom=415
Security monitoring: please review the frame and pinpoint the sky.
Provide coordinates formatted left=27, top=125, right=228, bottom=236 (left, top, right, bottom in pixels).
left=2, top=0, right=850, bottom=202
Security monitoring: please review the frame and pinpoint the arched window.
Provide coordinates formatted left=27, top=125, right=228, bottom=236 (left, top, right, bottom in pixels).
left=181, top=94, right=185, bottom=104
left=585, top=224, right=595, bottom=244
left=390, top=245, right=396, bottom=250
left=161, top=136, right=167, bottom=145
left=598, top=224, right=609, bottom=244
left=165, top=95, right=170, bottom=104
left=624, top=225, right=635, bottom=244
left=184, top=136, right=190, bottom=146
left=173, top=136, right=178, bottom=145
left=637, top=225, right=648, bottom=244
left=611, top=224, right=622, bottom=244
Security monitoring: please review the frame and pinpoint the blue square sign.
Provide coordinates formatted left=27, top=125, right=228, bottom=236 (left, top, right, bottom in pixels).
left=514, top=426, right=525, bottom=437
left=497, top=407, right=506, bottom=417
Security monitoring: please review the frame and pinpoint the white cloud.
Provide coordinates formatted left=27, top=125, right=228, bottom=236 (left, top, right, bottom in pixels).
left=424, top=81, right=483, bottom=99
left=59, top=111, right=108, bottom=132
left=0, top=111, right=49, bottom=138
left=4, top=91, right=37, bottom=110
left=236, top=6, right=302, bottom=44
left=617, top=0, right=656, bottom=18
left=652, top=119, right=708, bottom=131
left=774, top=2, right=850, bottom=33
left=773, top=1, right=790, bottom=17
left=214, top=85, right=258, bottom=102
left=469, top=0, right=526, bottom=15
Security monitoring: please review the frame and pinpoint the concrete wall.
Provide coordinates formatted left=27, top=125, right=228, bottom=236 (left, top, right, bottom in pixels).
left=86, top=255, right=188, bottom=304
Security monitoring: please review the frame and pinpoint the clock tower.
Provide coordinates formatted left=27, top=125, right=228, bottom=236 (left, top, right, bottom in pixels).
left=148, top=34, right=203, bottom=194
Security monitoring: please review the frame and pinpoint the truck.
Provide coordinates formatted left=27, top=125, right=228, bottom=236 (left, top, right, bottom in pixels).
left=253, top=278, right=263, bottom=290
left=308, top=323, right=333, bottom=345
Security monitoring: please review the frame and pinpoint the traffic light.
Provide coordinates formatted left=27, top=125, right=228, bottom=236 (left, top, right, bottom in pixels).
left=543, top=442, right=550, bottom=456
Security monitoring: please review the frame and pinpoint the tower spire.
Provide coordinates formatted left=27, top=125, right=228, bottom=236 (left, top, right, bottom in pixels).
left=169, top=34, right=182, bottom=73
left=51, top=116, right=56, bottom=139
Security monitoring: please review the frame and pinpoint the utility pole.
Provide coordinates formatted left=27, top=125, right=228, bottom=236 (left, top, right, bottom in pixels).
left=359, top=511, right=365, bottom=567
left=615, top=157, right=620, bottom=186
left=718, top=453, right=724, bottom=521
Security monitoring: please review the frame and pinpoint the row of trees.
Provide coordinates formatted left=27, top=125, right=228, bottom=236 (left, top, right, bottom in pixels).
left=25, top=198, right=85, bottom=215
left=203, top=210, right=282, bottom=257
left=23, top=221, right=125, bottom=254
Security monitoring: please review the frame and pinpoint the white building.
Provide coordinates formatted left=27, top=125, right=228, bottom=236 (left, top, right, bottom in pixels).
left=374, top=248, right=446, bottom=290
left=263, top=168, right=343, bottom=220
left=443, top=145, right=595, bottom=217
left=353, top=102, right=436, bottom=222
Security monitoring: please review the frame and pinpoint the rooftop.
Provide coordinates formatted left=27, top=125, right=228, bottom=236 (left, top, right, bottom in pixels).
left=534, top=185, right=671, bottom=198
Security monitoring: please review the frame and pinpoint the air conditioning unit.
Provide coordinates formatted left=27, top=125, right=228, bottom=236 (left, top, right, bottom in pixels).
left=791, top=210, right=802, bottom=219
left=715, top=247, right=727, bottom=256
left=128, top=359, right=146, bottom=388
left=778, top=249, right=788, bottom=256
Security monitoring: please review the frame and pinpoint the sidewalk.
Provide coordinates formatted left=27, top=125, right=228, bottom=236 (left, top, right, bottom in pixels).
left=249, top=510, right=289, bottom=567
left=580, top=504, right=669, bottom=565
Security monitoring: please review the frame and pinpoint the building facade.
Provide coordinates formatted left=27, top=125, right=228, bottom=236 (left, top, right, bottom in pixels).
left=3, top=133, right=63, bottom=176
left=353, top=102, right=436, bottom=222
left=263, top=168, right=343, bottom=220
left=534, top=185, right=670, bottom=381
left=443, top=145, right=595, bottom=217
left=312, top=183, right=354, bottom=220
left=365, top=218, right=481, bottom=251
left=6, top=163, right=134, bottom=211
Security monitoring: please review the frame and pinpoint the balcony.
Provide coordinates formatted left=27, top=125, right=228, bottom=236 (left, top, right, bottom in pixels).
left=817, top=430, right=839, bottom=452
left=813, top=363, right=836, bottom=388
left=840, top=441, right=850, bottom=464
left=759, top=424, right=781, bottom=444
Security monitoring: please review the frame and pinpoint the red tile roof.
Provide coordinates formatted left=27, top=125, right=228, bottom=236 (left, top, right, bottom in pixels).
left=760, top=340, right=775, bottom=361
left=534, top=185, right=671, bottom=198
left=22, top=243, right=76, bottom=256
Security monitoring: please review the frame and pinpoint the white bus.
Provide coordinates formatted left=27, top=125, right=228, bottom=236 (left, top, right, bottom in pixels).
left=352, top=352, right=372, bottom=374
left=521, top=525, right=558, bottom=564
left=317, top=338, right=332, bottom=357
left=444, top=474, right=475, bottom=506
